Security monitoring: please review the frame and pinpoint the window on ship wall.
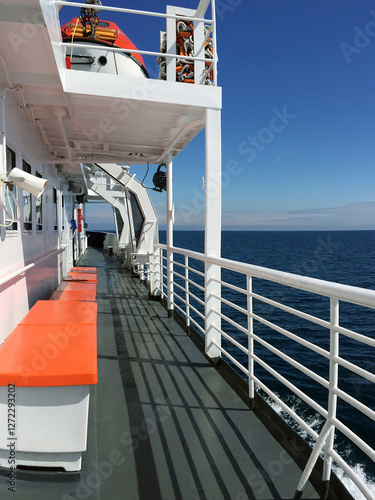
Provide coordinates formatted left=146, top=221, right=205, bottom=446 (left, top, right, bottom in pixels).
left=5, top=147, right=18, bottom=231
left=35, top=171, right=43, bottom=231
left=129, top=191, right=144, bottom=246
left=22, top=160, right=32, bottom=231
left=61, top=194, right=65, bottom=230
left=114, top=207, right=124, bottom=238
left=53, top=187, right=58, bottom=231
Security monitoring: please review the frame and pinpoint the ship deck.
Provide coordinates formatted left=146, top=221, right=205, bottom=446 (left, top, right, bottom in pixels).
left=0, top=247, right=326, bottom=500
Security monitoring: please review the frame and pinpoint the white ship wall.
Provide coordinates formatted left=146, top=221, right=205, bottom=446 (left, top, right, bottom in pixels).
left=0, top=89, right=77, bottom=343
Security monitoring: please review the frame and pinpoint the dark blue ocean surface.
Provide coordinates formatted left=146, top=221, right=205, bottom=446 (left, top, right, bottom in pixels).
left=159, top=230, right=375, bottom=486
left=160, top=230, right=375, bottom=288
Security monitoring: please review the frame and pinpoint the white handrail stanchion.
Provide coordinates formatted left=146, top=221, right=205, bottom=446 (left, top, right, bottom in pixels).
left=185, top=255, right=190, bottom=327
left=166, top=153, right=174, bottom=316
left=323, top=298, right=340, bottom=483
left=247, top=275, right=255, bottom=400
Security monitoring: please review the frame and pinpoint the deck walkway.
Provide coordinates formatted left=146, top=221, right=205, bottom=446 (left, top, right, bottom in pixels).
left=0, top=247, right=321, bottom=500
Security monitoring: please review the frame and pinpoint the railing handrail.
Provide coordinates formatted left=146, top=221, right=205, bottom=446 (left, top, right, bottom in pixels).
left=61, top=42, right=211, bottom=64
left=159, top=244, right=375, bottom=309
left=0, top=246, right=67, bottom=288
left=55, top=1, right=213, bottom=23
left=155, top=242, right=375, bottom=498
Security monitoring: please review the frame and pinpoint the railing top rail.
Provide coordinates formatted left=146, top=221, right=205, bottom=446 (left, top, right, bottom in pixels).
left=61, top=42, right=210, bottom=64
left=159, top=243, right=204, bottom=262
left=159, top=244, right=375, bottom=309
left=55, top=1, right=213, bottom=23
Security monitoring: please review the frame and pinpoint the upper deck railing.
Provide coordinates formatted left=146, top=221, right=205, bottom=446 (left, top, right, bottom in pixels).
left=55, top=0, right=218, bottom=85
left=148, top=243, right=375, bottom=499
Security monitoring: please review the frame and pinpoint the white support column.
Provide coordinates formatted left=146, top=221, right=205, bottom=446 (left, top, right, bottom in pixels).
left=166, top=153, right=174, bottom=317
left=204, top=107, right=221, bottom=360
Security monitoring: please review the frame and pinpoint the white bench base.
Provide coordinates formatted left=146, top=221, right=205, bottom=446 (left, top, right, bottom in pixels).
left=0, top=385, right=90, bottom=472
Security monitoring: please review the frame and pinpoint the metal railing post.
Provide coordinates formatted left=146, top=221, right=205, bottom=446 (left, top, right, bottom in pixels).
left=323, top=298, right=340, bottom=487
left=294, top=297, right=340, bottom=498
left=159, top=246, right=165, bottom=300
left=193, top=18, right=205, bottom=84
left=247, top=274, right=254, bottom=400
left=185, top=255, right=190, bottom=328
left=166, top=6, right=177, bottom=82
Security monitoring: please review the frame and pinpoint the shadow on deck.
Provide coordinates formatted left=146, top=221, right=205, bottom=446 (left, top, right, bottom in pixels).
left=1, top=247, right=346, bottom=500
left=80, top=247, right=321, bottom=500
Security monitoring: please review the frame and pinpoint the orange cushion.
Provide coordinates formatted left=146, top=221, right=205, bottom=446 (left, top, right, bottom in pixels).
left=57, top=281, right=96, bottom=294
left=70, top=267, right=97, bottom=274
left=50, top=290, right=96, bottom=302
left=0, top=324, right=97, bottom=387
left=19, top=301, right=97, bottom=326
left=65, top=272, right=97, bottom=283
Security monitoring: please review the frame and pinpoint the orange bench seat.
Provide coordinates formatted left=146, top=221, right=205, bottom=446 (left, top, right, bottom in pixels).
left=50, top=290, right=96, bottom=301
left=57, top=281, right=96, bottom=293
left=0, top=292, right=98, bottom=472
left=64, top=272, right=97, bottom=283
left=70, top=267, right=97, bottom=274
left=19, top=300, right=97, bottom=326
left=0, top=324, right=97, bottom=387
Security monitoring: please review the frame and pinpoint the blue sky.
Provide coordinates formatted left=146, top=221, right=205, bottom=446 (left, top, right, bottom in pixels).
left=60, top=1, right=375, bottom=230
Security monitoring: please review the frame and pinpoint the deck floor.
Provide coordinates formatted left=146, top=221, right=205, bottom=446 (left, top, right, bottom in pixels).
left=0, top=247, right=319, bottom=500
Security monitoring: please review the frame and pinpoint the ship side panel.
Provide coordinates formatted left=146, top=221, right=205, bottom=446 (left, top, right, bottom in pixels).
left=0, top=89, right=73, bottom=343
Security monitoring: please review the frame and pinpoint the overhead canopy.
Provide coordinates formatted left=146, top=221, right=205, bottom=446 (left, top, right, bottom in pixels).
left=0, top=0, right=221, bottom=183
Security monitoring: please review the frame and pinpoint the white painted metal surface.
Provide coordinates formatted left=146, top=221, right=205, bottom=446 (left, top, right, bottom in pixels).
left=0, top=385, right=90, bottom=471
left=204, top=107, right=222, bottom=360
left=0, top=80, right=80, bottom=340
left=82, top=165, right=132, bottom=261
left=0, top=246, right=67, bottom=289
left=84, top=163, right=159, bottom=283
left=155, top=244, right=375, bottom=499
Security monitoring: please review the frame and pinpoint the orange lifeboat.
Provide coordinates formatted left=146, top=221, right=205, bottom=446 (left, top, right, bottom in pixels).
left=61, top=17, right=148, bottom=78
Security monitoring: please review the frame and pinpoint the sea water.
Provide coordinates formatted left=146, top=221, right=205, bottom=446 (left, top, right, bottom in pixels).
left=159, top=230, right=375, bottom=498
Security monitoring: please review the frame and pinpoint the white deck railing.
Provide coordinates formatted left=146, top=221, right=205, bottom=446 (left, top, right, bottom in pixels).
left=153, top=243, right=375, bottom=499
left=55, top=0, right=217, bottom=85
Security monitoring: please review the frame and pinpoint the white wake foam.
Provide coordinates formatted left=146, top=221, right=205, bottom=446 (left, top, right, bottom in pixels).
left=333, top=464, right=375, bottom=500
left=263, top=393, right=375, bottom=499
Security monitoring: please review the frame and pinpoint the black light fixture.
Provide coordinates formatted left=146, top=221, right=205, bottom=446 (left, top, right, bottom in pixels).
left=152, top=164, right=167, bottom=192
left=76, top=194, right=87, bottom=204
